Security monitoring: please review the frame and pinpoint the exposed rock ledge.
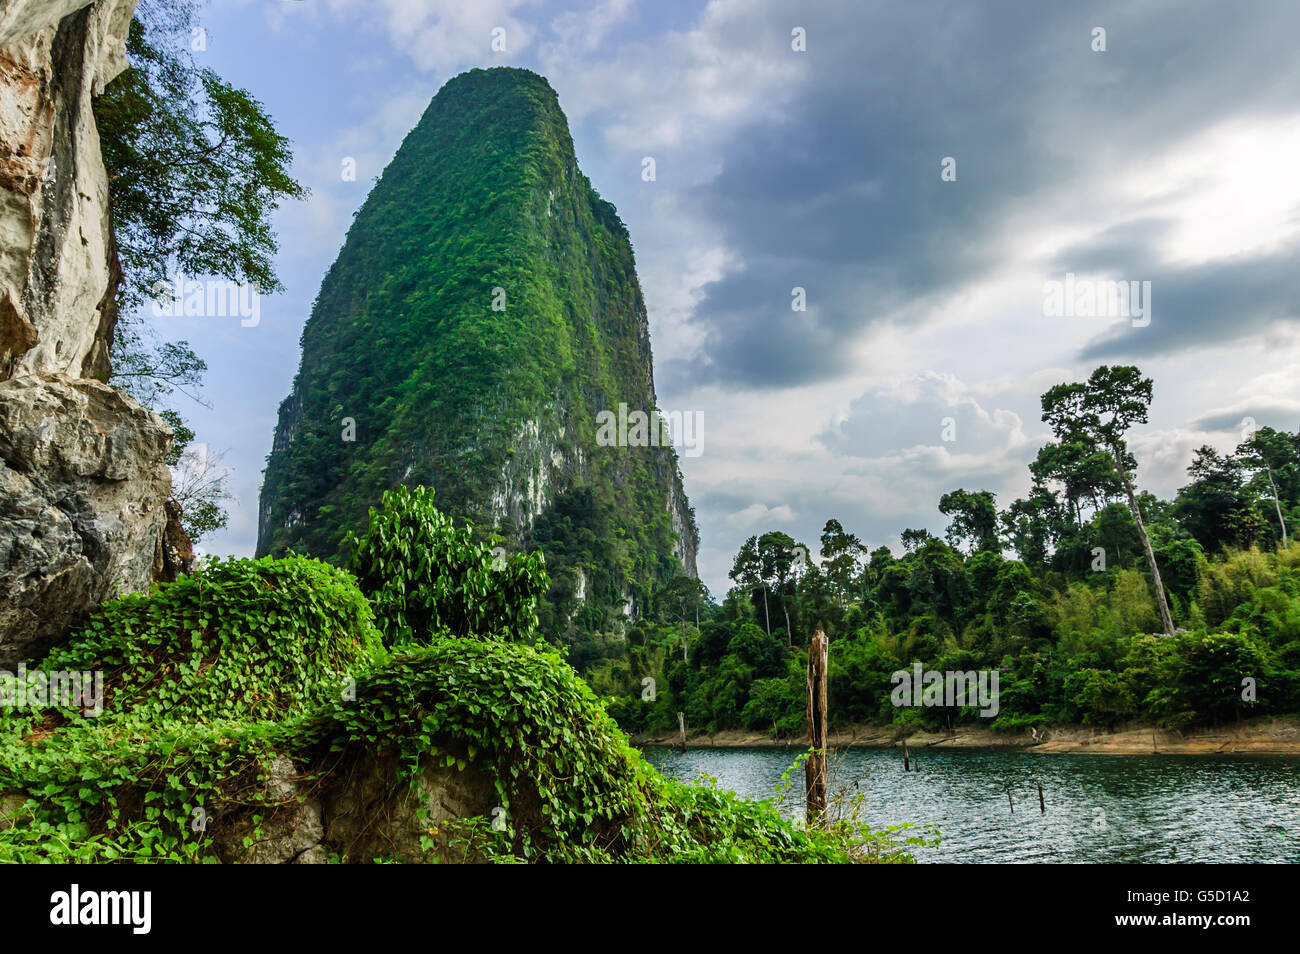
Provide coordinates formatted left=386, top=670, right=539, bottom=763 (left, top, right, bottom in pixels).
left=0, top=373, right=171, bottom=665
left=212, top=754, right=499, bottom=864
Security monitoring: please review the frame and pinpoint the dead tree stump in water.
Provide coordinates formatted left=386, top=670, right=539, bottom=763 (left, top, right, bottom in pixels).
left=805, top=629, right=829, bottom=826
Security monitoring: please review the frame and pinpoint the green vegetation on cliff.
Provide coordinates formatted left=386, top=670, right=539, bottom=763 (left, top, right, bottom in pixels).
left=258, top=68, right=697, bottom=657
left=0, top=490, right=911, bottom=864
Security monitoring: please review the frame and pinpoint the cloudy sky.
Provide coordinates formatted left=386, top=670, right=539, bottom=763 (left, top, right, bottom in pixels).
left=152, top=0, right=1300, bottom=596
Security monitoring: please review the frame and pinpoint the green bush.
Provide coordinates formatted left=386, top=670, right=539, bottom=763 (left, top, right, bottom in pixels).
left=346, top=485, right=549, bottom=645
left=26, top=555, right=382, bottom=726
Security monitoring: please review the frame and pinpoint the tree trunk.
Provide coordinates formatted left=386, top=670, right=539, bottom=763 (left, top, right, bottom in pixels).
left=761, top=587, right=771, bottom=635
left=805, top=630, right=828, bottom=826
left=1113, top=444, right=1175, bottom=635
left=1265, top=463, right=1288, bottom=545
left=783, top=602, right=793, bottom=646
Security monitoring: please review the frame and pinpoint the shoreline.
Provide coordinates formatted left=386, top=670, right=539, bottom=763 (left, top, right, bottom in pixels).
left=631, top=716, right=1300, bottom=755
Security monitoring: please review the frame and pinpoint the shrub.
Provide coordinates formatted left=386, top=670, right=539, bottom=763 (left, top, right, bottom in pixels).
left=346, top=485, right=548, bottom=644
left=27, top=555, right=382, bottom=726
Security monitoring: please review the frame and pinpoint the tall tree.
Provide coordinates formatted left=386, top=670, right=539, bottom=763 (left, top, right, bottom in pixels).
left=1174, top=446, right=1262, bottom=551
left=1041, top=366, right=1175, bottom=635
left=1237, top=427, right=1297, bottom=546
left=94, top=0, right=305, bottom=537
left=819, top=518, right=866, bottom=608
left=96, top=0, right=306, bottom=310
left=656, top=575, right=710, bottom=662
left=729, top=536, right=769, bottom=635
left=757, top=531, right=803, bottom=644
left=938, top=488, right=1000, bottom=554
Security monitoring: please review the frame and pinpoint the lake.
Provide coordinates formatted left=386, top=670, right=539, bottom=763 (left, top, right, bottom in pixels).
left=640, top=745, right=1300, bottom=863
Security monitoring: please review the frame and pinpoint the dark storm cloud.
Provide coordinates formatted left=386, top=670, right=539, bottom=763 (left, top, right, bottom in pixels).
left=1050, top=218, right=1174, bottom=275
left=1193, top=405, right=1300, bottom=433
left=1076, top=241, right=1300, bottom=359
left=661, top=0, right=1300, bottom=393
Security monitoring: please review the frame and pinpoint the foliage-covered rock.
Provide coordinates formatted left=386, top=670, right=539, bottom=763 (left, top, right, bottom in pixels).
left=0, top=554, right=896, bottom=864
left=29, top=555, right=382, bottom=726
left=303, top=637, right=908, bottom=863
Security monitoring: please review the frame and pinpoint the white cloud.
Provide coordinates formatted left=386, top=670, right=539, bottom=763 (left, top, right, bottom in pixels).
left=820, top=371, right=1031, bottom=460
left=548, top=0, right=634, bottom=55
left=725, top=502, right=796, bottom=530
left=1116, top=116, right=1300, bottom=268
left=305, top=0, right=541, bottom=75
left=540, top=0, right=805, bottom=152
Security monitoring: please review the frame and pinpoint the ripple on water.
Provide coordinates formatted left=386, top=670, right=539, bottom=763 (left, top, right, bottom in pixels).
left=640, top=746, right=1300, bottom=863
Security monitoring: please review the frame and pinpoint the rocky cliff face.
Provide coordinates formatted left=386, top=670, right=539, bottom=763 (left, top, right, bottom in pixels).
left=0, top=373, right=170, bottom=664
left=258, top=68, right=697, bottom=640
left=0, top=0, right=175, bottom=663
left=0, top=0, right=136, bottom=382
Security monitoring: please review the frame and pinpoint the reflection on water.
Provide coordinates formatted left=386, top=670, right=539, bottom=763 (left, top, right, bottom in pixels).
left=641, top=746, right=1300, bottom=863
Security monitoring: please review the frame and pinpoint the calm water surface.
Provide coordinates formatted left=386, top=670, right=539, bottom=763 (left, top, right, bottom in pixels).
left=641, top=745, right=1300, bottom=863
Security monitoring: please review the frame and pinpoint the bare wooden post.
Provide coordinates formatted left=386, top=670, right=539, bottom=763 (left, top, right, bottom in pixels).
left=677, top=711, right=687, bottom=753
left=1006, top=788, right=1014, bottom=814
left=805, top=629, right=828, bottom=826
left=902, top=740, right=910, bottom=772
left=1037, top=781, right=1045, bottom=814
